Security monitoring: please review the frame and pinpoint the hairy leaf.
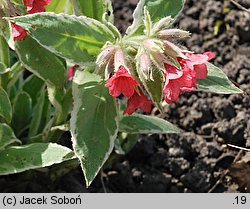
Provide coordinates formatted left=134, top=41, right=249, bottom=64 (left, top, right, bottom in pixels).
left=15, top=35, right=66, bottom=89
left=70, top=70, right=118, bottom=186
left=0, top=123, right=21, bottom=151
left=126, top=0, right=184, bottom=36
left=0, top=143, right=76, bottom=175
left=119, top=113, right=180, bottom=134
left=197, top=62, right=243, bottom=94
left=10, top=13, right=115, bottom=66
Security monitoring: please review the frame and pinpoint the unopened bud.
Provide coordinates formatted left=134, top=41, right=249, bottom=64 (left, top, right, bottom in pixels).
left=96, top=45, right=116, bottom=66
left=150, top=51, right=173, bottom=72
left=143, top=38, right=165, bottom=54
left=114, top=48, right=129, bottom=72
left=163, top=40, right=186, bottom=59
left=137, top=50, right=153, bottom=81
left=152, top=16, right=174, bottom=33
left=158, top=29, right=190, bottom=39
left=104, top=58, right=114, bottom=79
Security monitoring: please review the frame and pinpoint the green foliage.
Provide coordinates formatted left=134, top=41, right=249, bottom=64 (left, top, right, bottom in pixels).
left=21, top=75, right=44, bottom=107
left=197, top=62, right=243, bottom=94
left=126, top=0, right=184, bottom=36
left=0, top=87, right=12, bottom=123
left=11, top=91, right=32, bottom=137
left=119, top=113, right=180, bottom=134
left=74, top=0, right=113, bottom=23
left=0, top=62, right=8, bottom=74
left=139, top=67, right=164, bottom=110
left=0, top=123, right=21, bottom=151
left=0, top=143, right=76, bottom=175
left=46, top=0, right=73, bottom=14
left=10, top=13, right=115, bottom=66
left=70, top=70, right=118, bottom=186
left=0, top=35, right=10, bottom=67
left=15, top=35, right=66, bottom=89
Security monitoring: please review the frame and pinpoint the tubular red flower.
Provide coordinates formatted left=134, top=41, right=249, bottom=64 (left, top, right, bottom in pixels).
left=11, top=22, right=28, bottom=41
left=123, top=88, right=153, bottom=115
left=105, top=65, right=140, bottom=98
left=24, top=0, right=51, bottom=14
left=164, top=52, right=215, bottom=103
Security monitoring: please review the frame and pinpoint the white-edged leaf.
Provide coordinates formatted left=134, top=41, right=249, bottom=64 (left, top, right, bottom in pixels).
left=0, top=123, right=21, bottom=151
left=15, top=35, right=66, bottom=89
left=0, top=143, right=76, bottom=175
left=70, top=70, right=118, bottom=187
left=197, top=62, right=243, bottom=94
left=10, top=12, right=115, bottom=66
left=119, top=113, right=180, bottom=134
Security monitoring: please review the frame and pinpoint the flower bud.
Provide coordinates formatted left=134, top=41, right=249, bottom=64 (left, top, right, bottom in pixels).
left=150, top=51, right=173, bottom=72
left=163, top=40, right=186, bottom=59
left=136, top=50, right=153, bottom=81
left=152, top=16, right=174, bottom=33
left=96, top=45, right=116, bottom=66
left=114, top=48, right=129, bottom=72
left=143, top=38, right=165, bottom=54
left=158, top=29, right=190, bottom=40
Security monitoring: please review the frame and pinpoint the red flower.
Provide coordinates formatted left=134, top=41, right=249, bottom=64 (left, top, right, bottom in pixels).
left=163, top=67, right=194, bottom=103
left=67, top=65, right=78, bottom=81
left=11, top=22, right=28, bottom=41
left=24, top=0, right=51, bottom=14
left=123, top=88, right=153, bottom=115
left=164, top=52, right=215, bottom=103
left=105, top=65, right=140, bottom=98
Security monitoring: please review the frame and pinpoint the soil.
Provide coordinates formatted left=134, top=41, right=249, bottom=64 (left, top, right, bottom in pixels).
left=0, top=0, right=249, bottom=193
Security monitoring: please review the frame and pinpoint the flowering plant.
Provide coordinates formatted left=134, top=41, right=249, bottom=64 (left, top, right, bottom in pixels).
left=0, top=0, right=242, bottom=186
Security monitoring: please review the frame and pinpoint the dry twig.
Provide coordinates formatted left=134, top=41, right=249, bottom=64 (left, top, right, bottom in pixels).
left=230, top=0, right=250, bottom=14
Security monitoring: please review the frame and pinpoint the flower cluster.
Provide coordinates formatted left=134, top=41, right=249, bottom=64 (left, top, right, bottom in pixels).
left=97, top=46, right=153, bottom=115
left=11, top=0, right=51, bottom=41
left=97, top=15, right=215, bottom=115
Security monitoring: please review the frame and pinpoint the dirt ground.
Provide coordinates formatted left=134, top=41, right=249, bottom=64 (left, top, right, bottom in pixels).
left=0, top=0, right=249, bottom=192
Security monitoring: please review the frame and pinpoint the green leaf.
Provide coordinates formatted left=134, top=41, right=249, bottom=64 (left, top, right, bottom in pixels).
left=0, top=87, right=12, bottom=123
left=0, top=19, right=15, bottom=50
left=0, top=61, right=9, bottom=74
left=46, top=0, right=73, bottom=14
left=22, top=75, right=45, bottom=107
left=0, top=35, right=10, bottom=67
left=197, top=62, right=243, bottom=94
left=0, top=123, right=21, bottom=151
left=11, top=91, right=32, bottom=137
left=74, top=0, right=113, bottom=23
left=139, top=67, right=164, bottom=110
left=10, top=13, right=115, bottom=66
left=119, top=113, right=180, bottom=134
left=70, top=70, right=118, bottom=186
left=126, top=0, right=184, bottom=36
left=47, top=84, right=64, bottom=113
left=28, top=87, right=47, bottom=138
left=15, top=35, right=66, bottom=89
left=6, top=61, right=23, bottom=90
left=0, top=143, right=76, bottom=175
